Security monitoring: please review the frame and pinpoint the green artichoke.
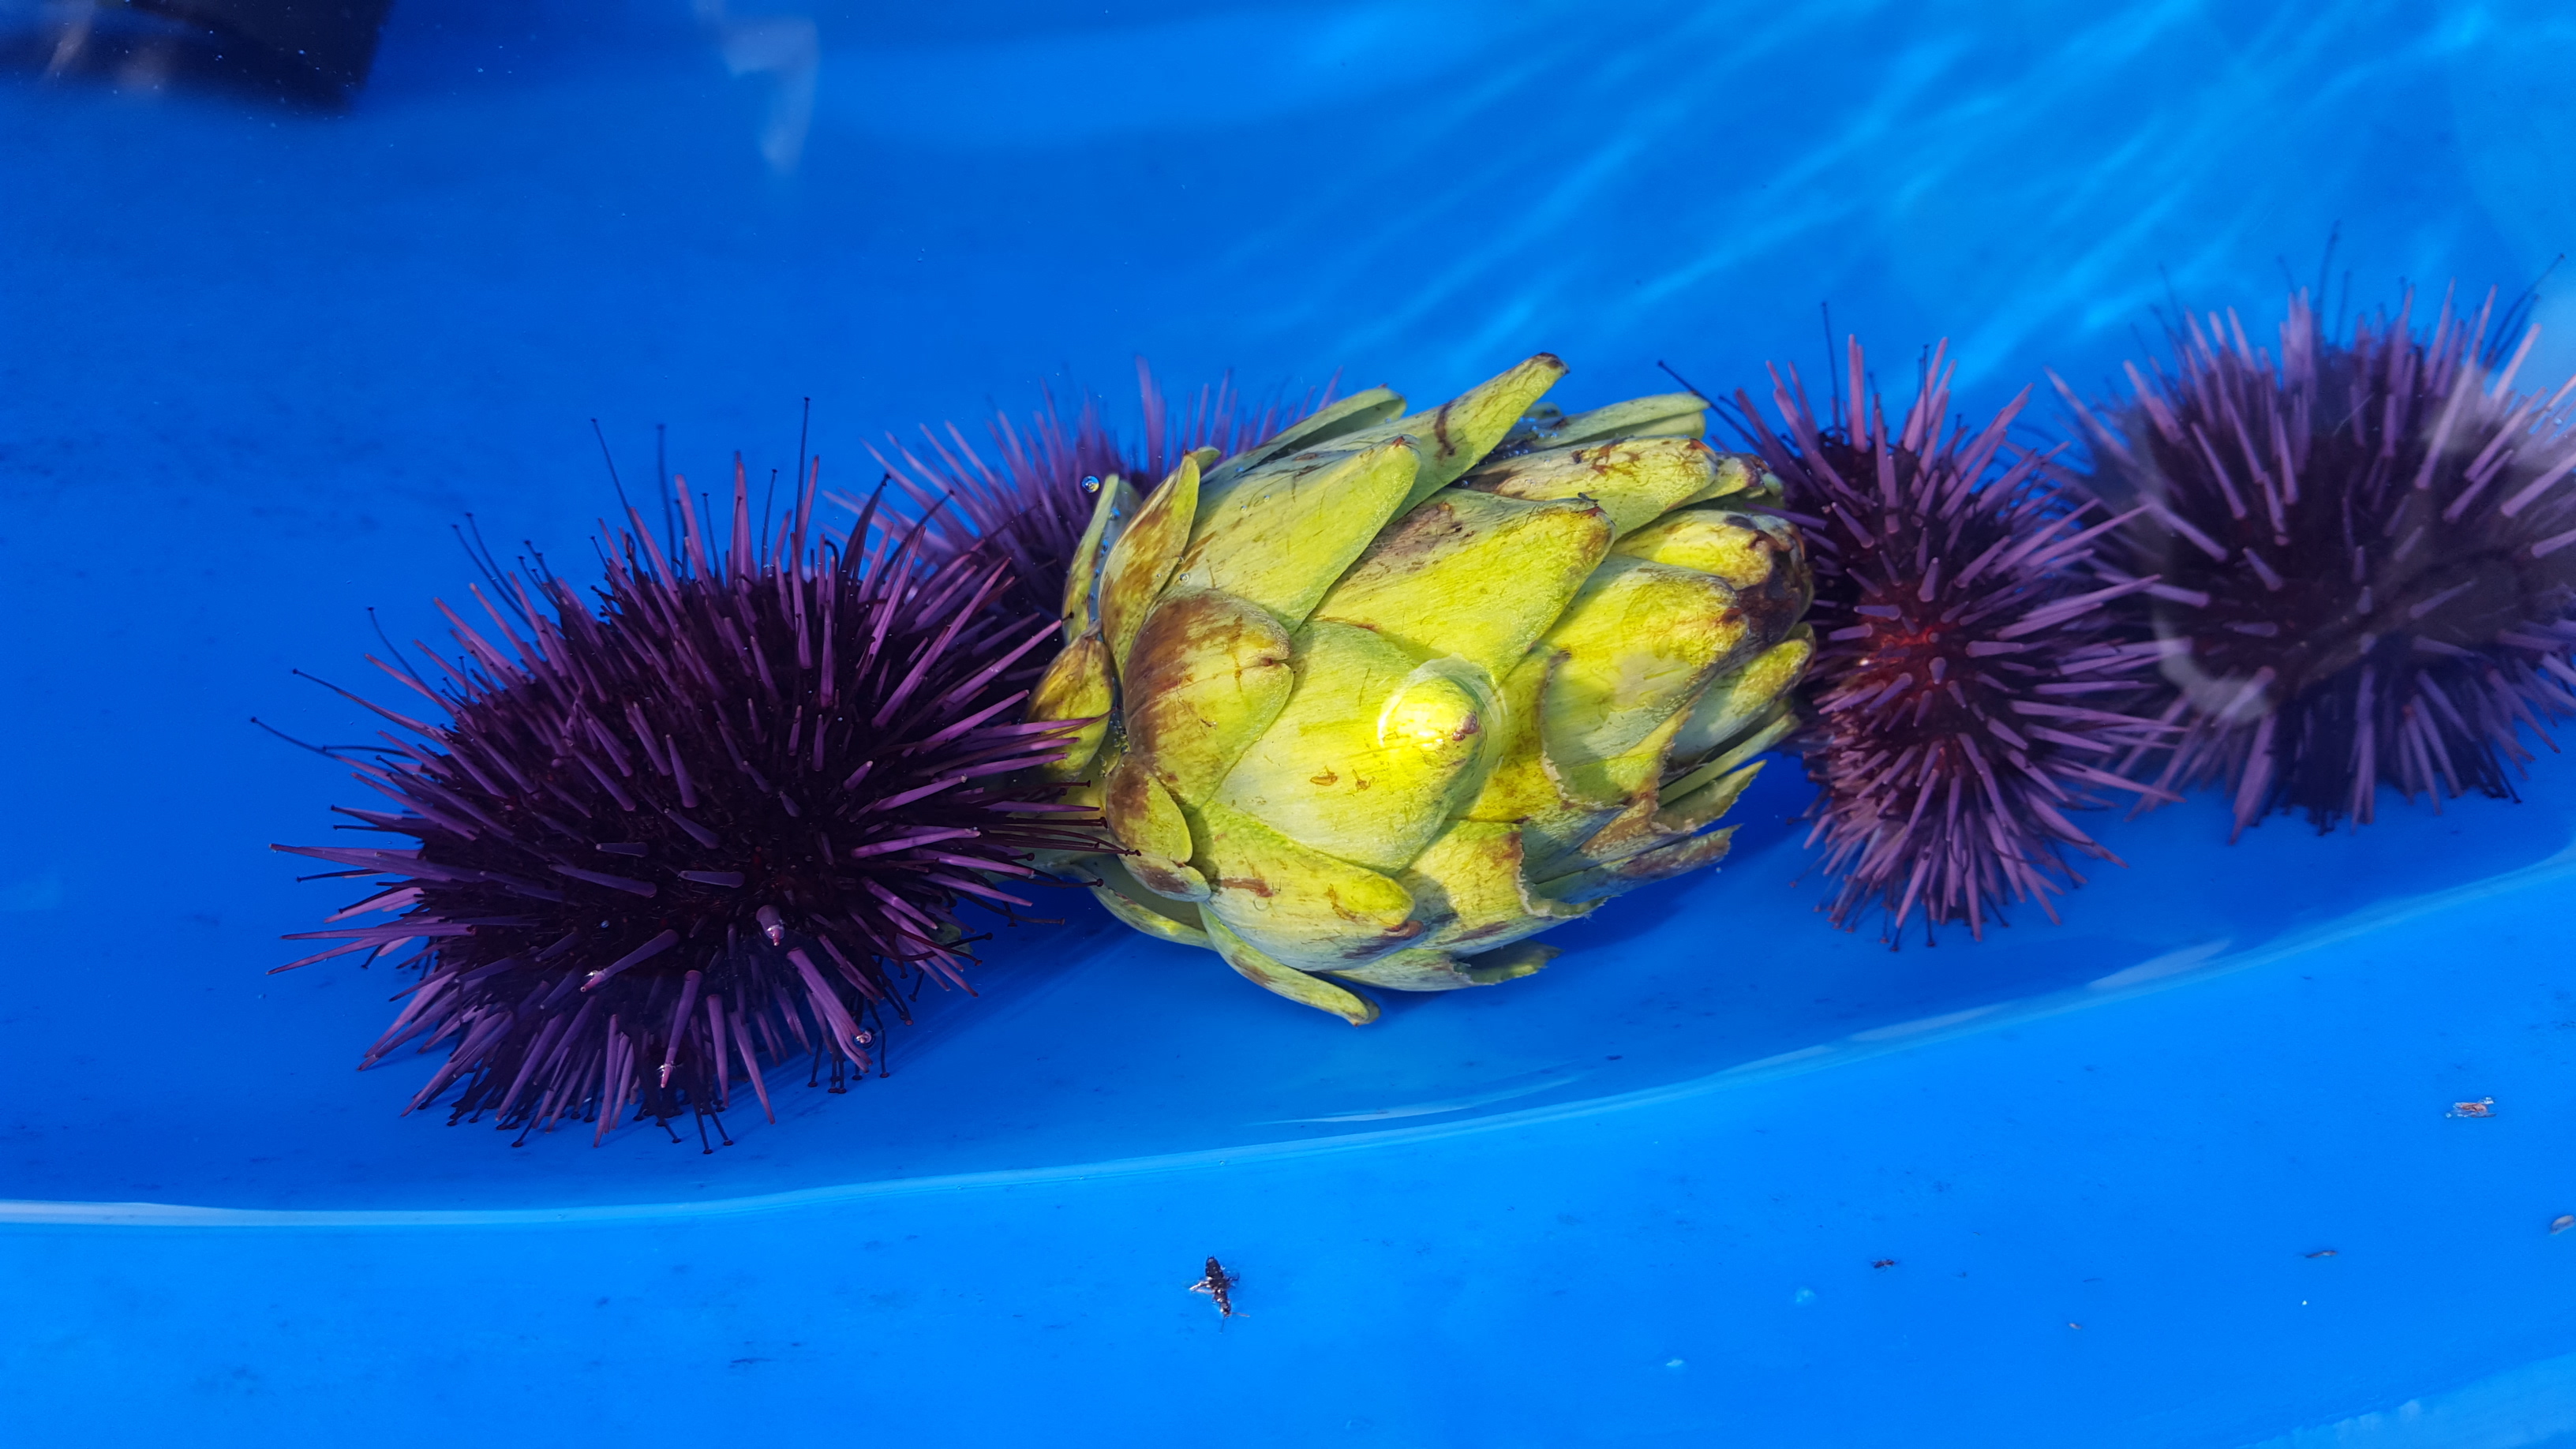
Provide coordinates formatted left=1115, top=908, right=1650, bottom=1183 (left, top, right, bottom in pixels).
left=1028, top=354, right=1813, bottom=1022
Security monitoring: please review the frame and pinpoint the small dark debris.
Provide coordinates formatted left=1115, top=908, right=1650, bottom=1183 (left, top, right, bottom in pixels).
left=1190, top=1256, right=1239, bottom=1318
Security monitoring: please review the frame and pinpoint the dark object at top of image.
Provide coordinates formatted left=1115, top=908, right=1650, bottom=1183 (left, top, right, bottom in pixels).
left=10, top=0, right=391, bottom=105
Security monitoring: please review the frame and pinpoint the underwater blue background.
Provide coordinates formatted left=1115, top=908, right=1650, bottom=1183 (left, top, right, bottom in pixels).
left=6, top=0, right=2576, bottom=1443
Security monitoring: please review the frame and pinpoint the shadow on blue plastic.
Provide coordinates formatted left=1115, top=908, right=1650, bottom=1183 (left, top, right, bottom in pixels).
left=9, top=758, right=2572, bottom=1225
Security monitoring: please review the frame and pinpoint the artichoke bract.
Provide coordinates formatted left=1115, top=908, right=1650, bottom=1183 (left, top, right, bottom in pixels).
left=1029, top=354, right=1813, bottom=1022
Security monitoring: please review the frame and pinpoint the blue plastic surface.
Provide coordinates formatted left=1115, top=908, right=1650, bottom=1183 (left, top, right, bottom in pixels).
left=6, top=2, right=2576, bottom=1443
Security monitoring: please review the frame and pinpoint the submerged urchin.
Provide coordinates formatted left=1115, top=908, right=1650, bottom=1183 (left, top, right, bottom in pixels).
left=863, top=361, right=1331, bottom=621
left=2063, top=286, right=2576, bottom=837
left=1730, top=339, right=2171, bottom=940
left=273, top=466, right=1099, bottom=1147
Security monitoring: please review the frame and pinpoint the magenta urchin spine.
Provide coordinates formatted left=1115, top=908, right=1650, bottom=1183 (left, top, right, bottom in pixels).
left=1732, top=339, right=2173, bottom=941
left=2062, top=286, right=2576, bottom=837
left=273, top=462, right=1101, bottom=1147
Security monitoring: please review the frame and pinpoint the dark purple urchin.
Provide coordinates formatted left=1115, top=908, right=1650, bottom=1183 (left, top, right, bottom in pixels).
left=272, top=466, right=1100, bottom=1148
left=2062, top=287, right=2576, bottom=837
left=861, top=361, right=1331, bottom=622
left=1728, top=339, right=2174, bottom=941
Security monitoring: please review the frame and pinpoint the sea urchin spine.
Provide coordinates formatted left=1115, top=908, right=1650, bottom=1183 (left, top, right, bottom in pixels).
left=1733, top=339, right=2172, bottom=940
left=274, top=465, right=1099, bottom=1146
left=2064, top=287, right=2576, bottom=836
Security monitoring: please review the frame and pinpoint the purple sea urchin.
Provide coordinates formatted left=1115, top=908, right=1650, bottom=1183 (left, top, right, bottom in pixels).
left=1732, top=340, right=2171, bottom=940
left=863, top=361, right=1330, bottom=620
left=273, top=466, right=1099, bottom=1147
left=2064, top=287, right=2576, bottom=837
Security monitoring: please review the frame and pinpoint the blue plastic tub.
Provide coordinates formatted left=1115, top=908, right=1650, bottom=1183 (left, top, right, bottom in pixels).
left=6, top=2, right=2575, bottom=1443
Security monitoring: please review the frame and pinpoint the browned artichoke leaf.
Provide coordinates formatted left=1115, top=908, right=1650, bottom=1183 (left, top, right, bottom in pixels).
left=1655, top=759, right=1765, bottom=835
left=1671, top=631, right=1812, bottom=763
left=1533, top=826, right=1738, bottom=904
left=1520, top=706, right=1688, bottom=877
left=1564, top=752, right=1767, bottom=878
left=1202, top=911, right=1381, bottom=1024
left=1317, top=946, right=1479, bottom=990
left=1088, top=856, right=1212, bottom=947
left=1460, top=436, right=1721, bottom=537
left=1099, top=455, right=1201, bottom=673
left=1615, top=507, right=1810, bottom=642
left=1386, top=353, right=1571, bottom=507
left=1189, top=796, right=1422, bottom=971
left=1459, top=941, right=1559, bottom=984
left=1397, top=818, right=1593, bottom=954
left=1539, top=555, right=1752, bottom=769
left=1548, top=702, right=1796, bottom=886
left=1027, top=631, right=1114, bottom=781
left=1612, top=506, right=1799, bottom=589
left=1675, top=451, right=1770, bottom=508
left=1316, top=941, right=1562, bottom=992
left=1121, top=586, right=1295, bottom=806
left=1103, top=751, right=1211, bottom=901
left=1305, top=355, right=1572, bottom=513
